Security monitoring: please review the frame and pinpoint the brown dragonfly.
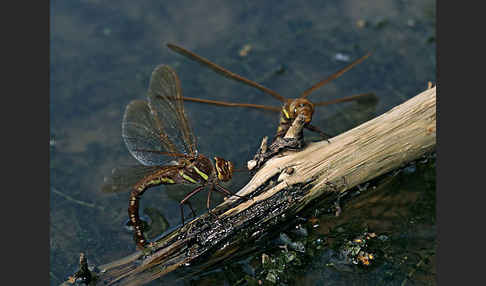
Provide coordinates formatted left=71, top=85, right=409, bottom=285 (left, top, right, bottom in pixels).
left=102, top=65, right=240, bottom=249
left=167, top=43, right=373, bottom=140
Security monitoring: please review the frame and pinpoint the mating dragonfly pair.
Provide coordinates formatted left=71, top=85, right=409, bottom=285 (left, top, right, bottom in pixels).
left=103, top=44, right=372, bottom=249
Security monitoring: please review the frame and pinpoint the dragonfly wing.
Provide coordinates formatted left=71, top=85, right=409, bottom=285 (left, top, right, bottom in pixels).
left=122, top=100, right=180, bottom=166
left=147, top=65, right=197, bottom=156
left=167, top=43, right=286, bottom=103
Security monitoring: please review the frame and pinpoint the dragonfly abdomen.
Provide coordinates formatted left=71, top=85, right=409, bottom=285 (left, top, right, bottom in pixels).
left=129, top=171, right=182, bottom=246
left=135, top=177, right=176, bottom=191
left=128, top=164, right=212, bottom=245
left=275, top=113, right=293, bottom=138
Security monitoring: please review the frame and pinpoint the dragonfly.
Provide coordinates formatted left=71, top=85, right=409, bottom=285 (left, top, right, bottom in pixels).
left=167, top=43, right=374, bottom=140
left=102, top=65, right=241, bottom=249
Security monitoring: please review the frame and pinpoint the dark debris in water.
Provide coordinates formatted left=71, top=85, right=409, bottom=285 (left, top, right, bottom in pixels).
left=336, top=232, right=378, bottom=267
left=67, top=253, right=97, bottom=285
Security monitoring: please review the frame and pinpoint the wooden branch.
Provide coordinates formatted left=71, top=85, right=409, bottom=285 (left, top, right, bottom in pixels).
left=62, top=86, right=436, bottom=286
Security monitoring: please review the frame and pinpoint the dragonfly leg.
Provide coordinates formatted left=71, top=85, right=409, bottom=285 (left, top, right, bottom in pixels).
left=180, top=205, right=185, bottom=226
left=305, top=124, right=332, bottom=142
left=206, top=185, right=221, bottom=220
left=207, top=185, right=213, bottom=210
left=179, top=185, right=205, bottom=225
left=187, top=201, right=197, bottom=217
left=215, top=184, right=248, bottom=200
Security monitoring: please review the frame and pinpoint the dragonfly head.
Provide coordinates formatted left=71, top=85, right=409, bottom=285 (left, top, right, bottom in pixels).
left=284, top=98, right=314, bottom=124
left=214, top=157, right=234, bottom=182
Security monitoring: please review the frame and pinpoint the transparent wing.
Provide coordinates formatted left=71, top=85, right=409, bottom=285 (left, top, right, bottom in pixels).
left=122, top=99, right=180, bottom=166
left=167, top=43, right=286, bottom=102
left=147, top=65, right=197, bottom=156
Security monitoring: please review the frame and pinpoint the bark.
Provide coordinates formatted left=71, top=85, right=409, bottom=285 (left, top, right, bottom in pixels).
left=61, top=86, right=436, bottom=286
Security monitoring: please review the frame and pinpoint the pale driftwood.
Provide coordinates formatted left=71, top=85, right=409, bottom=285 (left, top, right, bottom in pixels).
left=228, top=85, right=436, bottom=207
left=62, top=86, right=436, bottom=286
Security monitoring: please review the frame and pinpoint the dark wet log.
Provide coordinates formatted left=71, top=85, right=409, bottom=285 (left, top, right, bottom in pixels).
left=61, top=86, right=436, bottom=286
